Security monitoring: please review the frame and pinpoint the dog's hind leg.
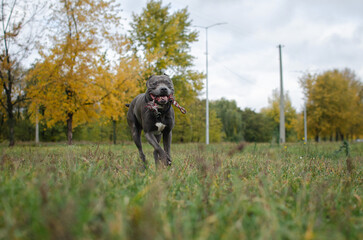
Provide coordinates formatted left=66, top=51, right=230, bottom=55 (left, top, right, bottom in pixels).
left=130, top=124, right=147, bottom=167
left=163, top=131, right=172, bottom=166
left=153, top=134, right=162, bottom=165
left=127, top=111, right=147, bottom=167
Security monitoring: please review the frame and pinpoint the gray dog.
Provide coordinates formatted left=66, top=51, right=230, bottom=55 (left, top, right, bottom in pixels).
left=126, top=74, right=186, bottom=167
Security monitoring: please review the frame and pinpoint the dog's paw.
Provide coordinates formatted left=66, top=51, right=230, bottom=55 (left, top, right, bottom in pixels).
left=160, top=153, right=172, bottom=167
left=165, top=154, right=172, bottom=166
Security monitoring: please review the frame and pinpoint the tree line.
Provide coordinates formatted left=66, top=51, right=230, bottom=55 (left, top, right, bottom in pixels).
left=1, top=0, right=362, bottom=146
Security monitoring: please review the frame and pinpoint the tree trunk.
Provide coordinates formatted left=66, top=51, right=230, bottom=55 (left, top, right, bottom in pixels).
left=8, top=111, right=15, bottom=147
left=7, top=93, right=15, bottom=147
left=35, top=111, right=39, bottom=144
left=113, top=119, right=117, bottom=145
left=67, top=112, right=73, bottom=145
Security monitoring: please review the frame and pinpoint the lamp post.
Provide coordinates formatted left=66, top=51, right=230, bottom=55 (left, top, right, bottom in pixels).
left=277, top=44, right=285, bottom=144
left=195, top=22, right=227, bottom=145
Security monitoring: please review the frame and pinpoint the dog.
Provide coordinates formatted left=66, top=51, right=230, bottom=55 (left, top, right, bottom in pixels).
left=126, top=74, right=186, bottom=167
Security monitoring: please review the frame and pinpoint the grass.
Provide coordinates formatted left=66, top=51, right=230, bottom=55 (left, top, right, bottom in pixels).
left=0, top=142, right=362, bottom=239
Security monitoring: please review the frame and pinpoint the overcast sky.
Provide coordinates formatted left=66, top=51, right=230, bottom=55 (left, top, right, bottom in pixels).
left=120, top=0, right=363, bottom=112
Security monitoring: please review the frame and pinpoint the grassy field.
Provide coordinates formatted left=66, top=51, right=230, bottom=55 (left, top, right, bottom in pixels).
left=0, top=141, right=362, bottom=239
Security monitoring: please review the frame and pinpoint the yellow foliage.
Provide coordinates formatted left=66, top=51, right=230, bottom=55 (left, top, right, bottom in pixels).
left=26, top=0, right=122, bottom=130
left=299, top=69, right=363, bottom=140
left=261, top=89, right=298, bottom=134
left=100, top=55, right=142, bottom=121
left=27, top=42, right=107, bottom=128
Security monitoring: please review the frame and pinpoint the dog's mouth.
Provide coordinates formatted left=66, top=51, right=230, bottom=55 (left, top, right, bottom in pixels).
left=150, top=94, right=170, bottom=104
left=147, top=93, right=187, bottom=114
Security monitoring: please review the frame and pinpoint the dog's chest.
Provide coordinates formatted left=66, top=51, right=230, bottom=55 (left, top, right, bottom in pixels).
left=154, top=122, right=166, bottom=135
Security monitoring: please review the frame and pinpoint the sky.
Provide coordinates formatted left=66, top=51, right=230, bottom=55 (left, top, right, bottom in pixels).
left=119, top=0, right=363, bottom=112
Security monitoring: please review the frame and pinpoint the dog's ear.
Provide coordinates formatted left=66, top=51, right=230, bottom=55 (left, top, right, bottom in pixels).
left=163, top=73, right=173, bottom=83
left=146, top=75, right=155, bottom=88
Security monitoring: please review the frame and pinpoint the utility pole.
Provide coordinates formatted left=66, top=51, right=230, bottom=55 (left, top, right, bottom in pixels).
left=195, top=22, right=227, bottom=145
left=278, top=44, right=285, bottom=143
left=205, top=26, right=210, bottom=145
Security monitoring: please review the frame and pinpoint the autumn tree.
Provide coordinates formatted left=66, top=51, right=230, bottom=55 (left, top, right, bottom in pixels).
left=100, top=37, right=142, bottom=144
left=0, top=0, right=44, bottom=146
left=27, top=0, right=121, bottom=145
left=261, top=89, right=298, bottom=142
left=129, top=0, right=204, bottom=136
left=300, top=69, right=363, bottom=141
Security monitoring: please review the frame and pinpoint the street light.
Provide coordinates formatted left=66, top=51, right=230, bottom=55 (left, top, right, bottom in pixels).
left=195, top=22, right=227, bottom=145
left=277, top=44, right=285, bottom=144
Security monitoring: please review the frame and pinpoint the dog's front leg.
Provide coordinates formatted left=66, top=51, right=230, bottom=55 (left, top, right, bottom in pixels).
left=153, top=134, right=162, bottom=164
left=163, top=131, right=172, bottom=165
left=145, top=132, right=171, bottom=166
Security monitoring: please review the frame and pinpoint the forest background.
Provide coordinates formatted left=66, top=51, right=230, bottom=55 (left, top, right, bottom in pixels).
left=0, top=0, right=362, bottom=146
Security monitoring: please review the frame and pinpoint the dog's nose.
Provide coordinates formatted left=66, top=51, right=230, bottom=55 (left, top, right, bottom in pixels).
left=161, top=87, right=167, bottom=92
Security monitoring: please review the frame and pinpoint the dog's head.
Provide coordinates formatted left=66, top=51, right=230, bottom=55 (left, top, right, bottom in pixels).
left=146, top=74, right=174, bottom=104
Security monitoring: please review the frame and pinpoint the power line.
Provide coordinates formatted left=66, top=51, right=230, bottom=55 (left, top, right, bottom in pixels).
left=209, top=57, right=255, bottom=84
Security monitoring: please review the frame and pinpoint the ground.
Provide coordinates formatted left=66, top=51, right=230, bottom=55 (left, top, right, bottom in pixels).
left=0, top=142, right=362, bottom=239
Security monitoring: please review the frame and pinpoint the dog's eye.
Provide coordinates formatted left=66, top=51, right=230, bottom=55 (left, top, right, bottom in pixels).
left=148, top=81, right=156, bottom=87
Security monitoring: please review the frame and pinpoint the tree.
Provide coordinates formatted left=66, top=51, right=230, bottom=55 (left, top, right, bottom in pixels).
left=27, top=0, right=121, bottom=145
left=241, top=108, right=274, bottom=142
left=129, top=0, right=200, bottom=75
left=0, top=0, right=44, bottom=146
left=300, top=69, right=363, bottom=141
left=129, top=0, right=204, bottom=133
left=210, top=98, right=244, bottom=142
left=210, top=98, right=274, bottom=142
left=261, top=89, right=298, bottom=142
left=100, top=44, right=142, bottom=144
left=173, top=98, right=223, bottom=143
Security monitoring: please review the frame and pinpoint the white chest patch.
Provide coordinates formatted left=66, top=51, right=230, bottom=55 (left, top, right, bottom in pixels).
left=155, top=122, right=166, bottom=132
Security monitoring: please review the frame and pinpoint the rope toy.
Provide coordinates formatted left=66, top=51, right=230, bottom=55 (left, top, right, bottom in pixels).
left=146, top=94, right=187, bottom=114
left=168, top=95, right=187, bottom=114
